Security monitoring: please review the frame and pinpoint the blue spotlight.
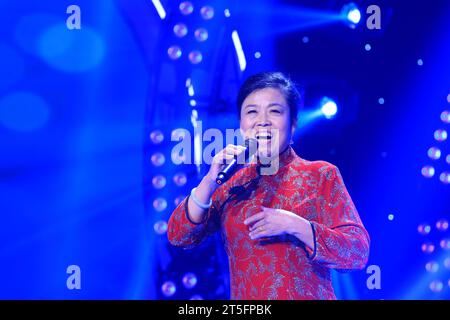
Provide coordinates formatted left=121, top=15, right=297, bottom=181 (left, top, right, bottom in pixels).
left=341, top=3, right=361, bottom=26
left=320, top=97, right=338, bottom=119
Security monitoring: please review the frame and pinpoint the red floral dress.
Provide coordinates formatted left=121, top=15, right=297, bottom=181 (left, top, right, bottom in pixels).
left=168, top=147, right=370, bottom=300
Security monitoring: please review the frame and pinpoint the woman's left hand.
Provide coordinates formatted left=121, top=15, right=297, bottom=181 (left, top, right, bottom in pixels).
left=244, top=206, right=304, bottom=240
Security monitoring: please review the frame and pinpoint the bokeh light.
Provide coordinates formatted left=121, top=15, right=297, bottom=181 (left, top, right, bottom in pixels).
left=418, top=223, right=431, bottom=235
left=173, top=173, right=187, bottom=187
left=150, top=130, right=164, bottom=144
left=189, top=51, right=203, bottom=64
left=427, top=147, right=441, bottom=160
left=161, top=281, right=176, bottom=297
left=179, top=2, right=194, bottom=15
left=154, top=220, right=168, bottom=235
left=38, top=25, right=105, bottom=72
left=429, top=280, right=443, bottom=293
left=194, top=28, right=208, bottom=42
left=421, top=166, right=435, bottom=178
left=434, top=129, right=448, bottom=141
left=421, top=243, right=435, bottom=254
left=440, top=238, right=450, bottom=250
left=168, top=45, right=182, bottom=60
left=174, top=195, right=186, bottom=206
left=441, top=110, right=450, bottom=123
left=182, top=273, right=198, bottom=289
left=439, top=172, right=450, bottom=184
left=444, top=257, right=450, bottom=270
left=200, top=6, right=214, bottom=20
left=425, top=261, right=439, bottom=273
left=152, top=175, right=167, bottom=189
left=151, top=153, right=166, bottom=166
left=173, top=23, right=188, bottom=38
left=436, top=219, right=449, bottom=232
left=153, top=198, right=168, bottom=212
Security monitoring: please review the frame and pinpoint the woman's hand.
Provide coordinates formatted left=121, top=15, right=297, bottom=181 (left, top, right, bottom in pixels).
left=204, top=144, right=247, bottom=186
left=244, top=206, right=314, bottom=250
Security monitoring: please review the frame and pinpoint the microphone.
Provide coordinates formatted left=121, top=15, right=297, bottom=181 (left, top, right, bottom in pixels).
left=216, top=138, right=258, bottom=185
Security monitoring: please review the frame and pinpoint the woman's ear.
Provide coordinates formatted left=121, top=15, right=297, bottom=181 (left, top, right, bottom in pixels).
left=291, top=118, right=298, bottom=136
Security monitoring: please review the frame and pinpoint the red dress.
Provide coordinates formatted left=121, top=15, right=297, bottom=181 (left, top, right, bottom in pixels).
left=168, top=147, right=370, bottom=300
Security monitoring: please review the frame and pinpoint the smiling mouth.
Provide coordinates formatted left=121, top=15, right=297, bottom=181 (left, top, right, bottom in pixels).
left=255, top=133, right=272, bottom=141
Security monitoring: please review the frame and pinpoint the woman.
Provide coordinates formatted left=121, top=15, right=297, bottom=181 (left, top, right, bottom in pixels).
left=167, top=72, right=370, bottom=300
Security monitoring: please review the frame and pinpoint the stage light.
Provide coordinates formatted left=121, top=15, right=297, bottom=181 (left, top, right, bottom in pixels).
left=151, top=153, right=166, bottom=167
left=200, top=6, right=214, bottom=20
left=425, top=261, right=439, bottom=273
left=173, top=172, right=187, bottom=187
left=188, top=50, right=203, bottom=64
left=378, top=97, right=385, bottom=105
left=320, top=97, right=338, bottom=119
left=224, top=9, right=231, bottom=18
left=152, top=175, right=167, bottom=189
left=174, top=23, right=188, bottom=38
left=441, top=110, right=450, bottom=123
left=154, top=220, right=168, bottom=235
left=151, top=0, right=166, bottom=20
left=190, top=295, right=203, bottom=300
left=418, top=223, right=431, bottom=235
left=365, top=44, right=371, bottom=51
left=434, top=129, right=447, bottom=142
left=421, top=166, right=435, bottom=178
left=341, top=3, right=361, bottom=25
left=417, top=59, right=424, bottom=66
left=388, top=214, right=394, bottom=221
left=429, top=280, right=443, bottom=293
left=194, top=28, right=208, bottom=42
left=153, top=198, right=168, bottom=212
left=436, top=219, right=449, bottom=232
left=182, top=273, right=198, bottom=289
left=421, top=243, right=435, bottom=254
left=161, top=281, right=176, bottom=297
left=150, top=130, right=164, bottom=144
left=439, top=171, right=450, bottom=184
left=427, top=147, right=441, bottom=160
left=440, top=239, right=450, bottom=250
left=190, top=99, right=197, bottom=107
left=168, top=45, right=182, bottom=60
left=174, top=195, right=186, bottom=206
left=302, top=36, right=309, bottom=44
left=447, top=154, right=450, bottom=164
left=254, top=51, right=261, bottom=59
left=179, top=2, right=194, bottom=15
left=232, top=30, right=246, bottom=72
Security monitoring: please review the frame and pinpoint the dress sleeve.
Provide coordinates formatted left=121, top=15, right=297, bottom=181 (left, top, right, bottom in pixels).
left=306, top=165, right=370, bottom=270
left=167, top=189, right=222, bottom=249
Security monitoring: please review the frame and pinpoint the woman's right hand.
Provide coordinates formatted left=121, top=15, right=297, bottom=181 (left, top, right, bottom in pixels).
left=203, top=144, right=247, bottom=189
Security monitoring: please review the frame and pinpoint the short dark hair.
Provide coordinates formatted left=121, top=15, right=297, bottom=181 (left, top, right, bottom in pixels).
left=237, top=71, right=300, bottom=124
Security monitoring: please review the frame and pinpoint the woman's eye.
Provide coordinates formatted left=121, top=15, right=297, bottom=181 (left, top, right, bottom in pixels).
left=247, top=110, right=256, bottom=114
left=271, top=109, right=281, bottom=113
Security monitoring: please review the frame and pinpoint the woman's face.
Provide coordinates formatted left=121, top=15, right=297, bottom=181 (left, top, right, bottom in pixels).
left=240, top=87, right=295, bottom=158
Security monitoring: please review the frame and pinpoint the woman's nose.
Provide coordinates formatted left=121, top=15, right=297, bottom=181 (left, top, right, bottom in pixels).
left=256, top=113, right=271, bottom=127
